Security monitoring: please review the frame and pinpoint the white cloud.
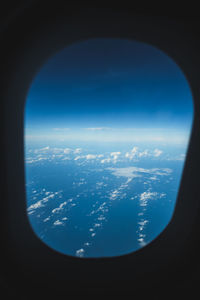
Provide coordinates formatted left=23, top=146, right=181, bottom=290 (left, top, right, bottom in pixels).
left=110, top=151, right=121, bottom=162
left=53, top=220, right=64, bottom=226
left=84, top=242, right=91, bottom=246
left=125, top=147, right=163, bottom=160
left=85, top=154, right=97, bottom=160
left=63, top=148, right=71, bottom=154
left=52, top=201, right=67, bottom=214
left=53, top=128, right=70, bottom=131
left=125, top=147, right=138, bottom=160
left=85, top=127, right=111, bottom=131
left=76, top=248, right=85, bottom=257
left=27, top=194, right=54, bottom=212
left=154, top=149, right=163, bottom=157
left=107, top=167, right=141, bottom=179
left=74, top=148, right=82, bottom=154
left=27, top=191, right=61, bottom=214
left=43, top=217, right=50, bottom=222
left=138, top=220, right=149, bottom=226
left=140, top=191, right=158, bottom=202
left=94, top=223, right=101, bottom=228
left=96, top=182, right=104, bottom=187
left=101, top=158, right=111, bottom=164
left=100, top=152, right=121, bottom=164
left=138, top=191, right=166, bottom=208
left=74, top=156, right=82, bottom=161
left=27, top=200, right=45, bottom=212
left=131, top=146, right=138, bottom=154
left=107, top=167, right=172, bottom=179
left=41, top=146, right=50, bottom=151
left=34, top=146, right=50, bottom=154
left=137, top=238, right=147, bottom=247
left=138, top=150, right=149, bottom=157
left=109, top=189, right=120, bottom=200
left=110, top=152, right=121, bottom=157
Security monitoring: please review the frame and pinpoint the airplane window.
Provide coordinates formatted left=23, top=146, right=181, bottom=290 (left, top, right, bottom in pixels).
left=24, top=38, right=193, bottom=258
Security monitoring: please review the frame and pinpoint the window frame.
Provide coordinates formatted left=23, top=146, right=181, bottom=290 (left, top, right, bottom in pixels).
left=1, top=4, right=200, bottom=294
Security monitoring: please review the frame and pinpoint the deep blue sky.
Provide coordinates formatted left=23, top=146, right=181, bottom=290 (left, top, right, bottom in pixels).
left=25, top=38, right=193, bottom=143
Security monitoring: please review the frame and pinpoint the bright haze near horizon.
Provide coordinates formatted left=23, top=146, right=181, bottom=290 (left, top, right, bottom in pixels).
left=24, top=38, right=193, bottom=258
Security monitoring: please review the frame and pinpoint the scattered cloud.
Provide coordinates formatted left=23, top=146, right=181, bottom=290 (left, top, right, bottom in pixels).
left=101, top=158, right=111, bottom=164
left=154, top=149, right=163, bottom=157
left=63, top=148, right=71, bottom=154
left=40, top=146, right=50, bottom=151
left=27, top=191, right=62, bottom=214
left=110, top=151, right=121, bottom=162
left=74, top=148, right=82, bottom=154
left=53, top=128, right=70, bottom=131
left=107, top=167, right=141, bottom=179
left=84, top=127, right=111, bottom=131
left=74, top=156, right=82, bottom=161
left=53, top=220, right=64, bottom=226
left=76, top=248, right=85, bottom=257
left=125, top=147, right=138, bottom=160
left=27, top=192, right=56, bottom=213
left=85, top=154, right=97, bottom=160
left=107, top=167, right=172, bottom=179
left=138, top=150, right=149, bottom=158
left=140, top=191, right=158, bottom=203
left=52, top=201, right=67, bottom=214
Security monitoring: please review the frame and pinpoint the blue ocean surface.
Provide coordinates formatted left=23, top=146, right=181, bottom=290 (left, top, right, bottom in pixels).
left=25, top=141, right=185, bottom=258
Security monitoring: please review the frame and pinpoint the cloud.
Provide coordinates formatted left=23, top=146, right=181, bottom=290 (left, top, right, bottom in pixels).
left=53, top=220, right=64, bottom=226
left=107, top=167, right=141, bottom=179
left=154, top=149, right=163, bottom=157
left=53, top=128, right=70, bottom=131
left=27, top=192, right=55, bottom=213
left=138, top=150, right=149, bottom=158
left=33, top=146, right=50, bottom=154
left=140, top=191, right=158, bottom=202
left=63, top=148, right=71, bottom=154
left=40, top=146, right=50, bottom=151
left=74, top=148, right=82, bottom=154
left=85, top=154, right=97, bottom=160
left=43, top=217, right=50, bottom=222
left=110, top=152, right=121, bottom=161
left=101, top=158, right=111, bottom=164
left=76, top=248, right=85, bottom=257
left=85, top=127, right=111, bottom=131
left=125, top=147, right=149, bottom=159
left=100, top=152, right=121, bottom=164
left=125, top=147, right=163, bottom=160
left=109, top=189, right=120, bottom=200
left=125, top=147, right=138, bottom=159
left=138, top=220, right=149, bottom=226
left=74, top=156, right=82, bottom=161
left=27, top=200, right=45, bottom=212
left=107, top=166, right=172, bottom=179
left=27, top=191, right=62, bottom=214
left=52, top=201, right=67, bottom=214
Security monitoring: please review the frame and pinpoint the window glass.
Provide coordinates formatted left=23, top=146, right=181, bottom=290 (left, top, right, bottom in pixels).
left=25, top=38, right=193, bottom=258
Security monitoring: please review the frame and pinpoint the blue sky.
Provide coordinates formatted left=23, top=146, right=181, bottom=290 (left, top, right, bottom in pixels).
left=25, top=38, right=193, bottom=144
